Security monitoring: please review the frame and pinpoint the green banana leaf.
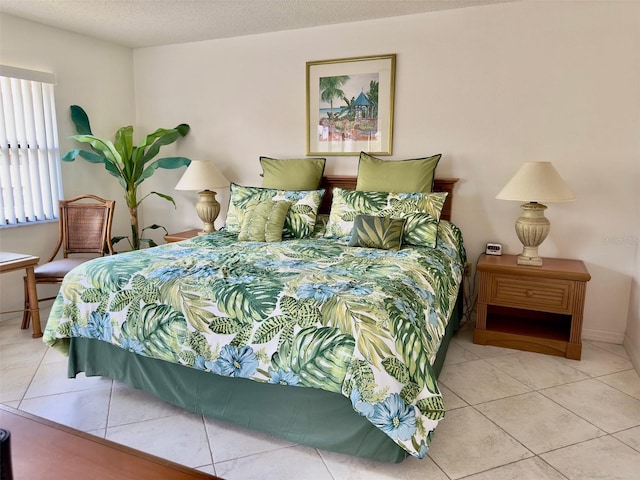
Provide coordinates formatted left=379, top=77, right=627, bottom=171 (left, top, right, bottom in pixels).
left=61, top=105, right=192, bottom=250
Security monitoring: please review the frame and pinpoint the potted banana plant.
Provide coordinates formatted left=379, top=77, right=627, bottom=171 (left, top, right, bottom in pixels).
left=62, top=105, right=191, bottom=250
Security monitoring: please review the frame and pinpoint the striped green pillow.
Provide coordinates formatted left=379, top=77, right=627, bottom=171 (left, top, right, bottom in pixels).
left=348, top=215, right=406, bottom=251
left=238, top=200, right=291, bottom=242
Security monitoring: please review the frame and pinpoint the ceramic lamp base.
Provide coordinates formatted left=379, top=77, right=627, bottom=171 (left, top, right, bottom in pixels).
left=515, top=202, right=549, bottom=266
left=195, top=189, right=220, bottom=234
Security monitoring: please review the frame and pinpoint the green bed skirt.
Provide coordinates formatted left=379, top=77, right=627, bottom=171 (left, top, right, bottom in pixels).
left=67, top=289, right=462, bottom=463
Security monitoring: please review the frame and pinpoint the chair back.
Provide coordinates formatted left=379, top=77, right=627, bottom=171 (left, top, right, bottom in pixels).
left=48, top=194, right=116, bottom=262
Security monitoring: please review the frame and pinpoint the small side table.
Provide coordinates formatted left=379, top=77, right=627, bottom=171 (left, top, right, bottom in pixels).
left=474, top=254, right=590, bottom=360
left=164, top=229, right=201, bottom=243
left=0, top=253, right=42, bottom=338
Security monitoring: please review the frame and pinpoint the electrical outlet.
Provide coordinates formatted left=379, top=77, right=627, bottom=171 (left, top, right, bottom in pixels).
left=463, top=262, right=471, bottom=277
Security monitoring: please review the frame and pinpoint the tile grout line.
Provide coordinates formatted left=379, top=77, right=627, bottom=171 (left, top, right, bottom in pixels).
left=537, top=378, right=640, bottom=437
left=313, top=448, right=338, bottom=480
left=103, top=377, right=114, bottom=440
left=200, top=414, right=218, bottom=476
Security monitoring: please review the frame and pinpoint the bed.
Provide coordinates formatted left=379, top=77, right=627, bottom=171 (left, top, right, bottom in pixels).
left=43, top=173, right=465, bottom=463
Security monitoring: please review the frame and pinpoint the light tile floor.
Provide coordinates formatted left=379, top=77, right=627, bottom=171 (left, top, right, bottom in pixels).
left=2, top=313, right=640, bottom=479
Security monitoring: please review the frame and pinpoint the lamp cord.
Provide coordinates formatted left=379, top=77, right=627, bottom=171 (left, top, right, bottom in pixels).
left=459, top=253, right=483, bottom=329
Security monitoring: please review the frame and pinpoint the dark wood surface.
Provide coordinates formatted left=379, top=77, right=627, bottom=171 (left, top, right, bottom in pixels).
left=0, top=405, right=221, bottom=480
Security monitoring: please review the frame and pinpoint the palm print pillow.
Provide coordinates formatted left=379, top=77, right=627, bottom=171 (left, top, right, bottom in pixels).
left=225, top=183, right=324, bottom=239
left=324, top=187, right=447, bottom=248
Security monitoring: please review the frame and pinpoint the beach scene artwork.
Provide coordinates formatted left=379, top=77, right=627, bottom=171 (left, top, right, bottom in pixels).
left=307, top=54, right=395, bottom=155
left=317, top=72, right=381, bottom=152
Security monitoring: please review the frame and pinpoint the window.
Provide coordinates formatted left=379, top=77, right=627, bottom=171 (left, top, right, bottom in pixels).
left=0, top=65, right=63, bottom=227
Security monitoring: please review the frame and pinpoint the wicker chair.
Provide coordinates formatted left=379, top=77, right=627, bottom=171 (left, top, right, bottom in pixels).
left=22, top=194, right=115, bottom=329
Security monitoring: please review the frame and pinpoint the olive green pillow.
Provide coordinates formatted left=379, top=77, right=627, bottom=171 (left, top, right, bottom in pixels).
left=238, top=200, right=291, bottom=242
left=349, top=215, right=406, bottom=251
left=260, top=157, right=326, bottom=190
left=356, top=152, right=441, bottom=193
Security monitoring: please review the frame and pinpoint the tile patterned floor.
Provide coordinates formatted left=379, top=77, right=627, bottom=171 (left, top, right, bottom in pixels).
left=2, top=313, right=640, bottom=479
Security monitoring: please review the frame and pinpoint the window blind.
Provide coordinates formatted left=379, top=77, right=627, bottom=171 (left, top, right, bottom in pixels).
left=0, top=66, right=63, bottom=226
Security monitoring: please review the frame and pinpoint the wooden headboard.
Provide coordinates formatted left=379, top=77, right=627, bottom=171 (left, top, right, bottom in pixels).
left=318, top=175, right=459, bottom=221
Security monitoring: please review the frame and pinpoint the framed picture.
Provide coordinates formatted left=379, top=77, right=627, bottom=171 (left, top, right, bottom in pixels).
left=306, top=54, right=396, bottom=156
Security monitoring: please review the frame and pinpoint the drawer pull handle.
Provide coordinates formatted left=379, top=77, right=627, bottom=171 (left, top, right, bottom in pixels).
left=526, top=290, right=535, bottom=297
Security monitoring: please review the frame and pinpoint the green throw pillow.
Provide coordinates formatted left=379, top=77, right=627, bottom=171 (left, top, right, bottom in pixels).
left=238, top=200, right=291, bottom=242
left=402, top=211, right=443, bottom=248
left=324, top=187, right=448, bottom=248
left=260, top=157, right=326, bottom=190
left=349, top=215, right=406, bottom=251
left=225, top=183, right=325, bottom=239
left=356, top=151, right=441, bottom=193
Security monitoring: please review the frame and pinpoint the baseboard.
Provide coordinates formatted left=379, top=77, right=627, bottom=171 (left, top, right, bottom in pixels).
left=0, top=312, right=24, bottom=323
left=582, top=328, right=625, bottom=344
left=623, top=335, right=640, bottom=374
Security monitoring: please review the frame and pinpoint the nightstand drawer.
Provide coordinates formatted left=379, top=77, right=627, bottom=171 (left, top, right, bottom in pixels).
left=489, top=275, right=572, bottom=313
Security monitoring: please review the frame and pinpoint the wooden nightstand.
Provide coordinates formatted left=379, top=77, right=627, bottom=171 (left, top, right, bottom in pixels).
left=164, top=229, right=201, bottom=243
left=473, top=254, right=591, bottom=360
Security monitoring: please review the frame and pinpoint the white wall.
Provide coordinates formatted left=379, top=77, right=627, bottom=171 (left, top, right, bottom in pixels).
left=134, top=1, right=640, bottom=345
left=0, top=14, right=135, bottom=316
left=1, top=1, right=639, bottom=356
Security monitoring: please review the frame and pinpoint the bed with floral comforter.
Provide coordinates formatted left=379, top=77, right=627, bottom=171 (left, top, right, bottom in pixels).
left=44, top=220, right=465, bottom=462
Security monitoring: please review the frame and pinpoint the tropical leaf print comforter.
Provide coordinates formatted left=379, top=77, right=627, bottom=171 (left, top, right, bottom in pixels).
left=44, top=220, right=465, bottom=458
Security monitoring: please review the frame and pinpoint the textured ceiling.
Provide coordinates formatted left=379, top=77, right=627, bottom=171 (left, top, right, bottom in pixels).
left=0, top=0, right=512, bottom=48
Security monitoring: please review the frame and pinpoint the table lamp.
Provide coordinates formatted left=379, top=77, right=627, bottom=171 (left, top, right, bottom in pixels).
left=175, top=160, right=229, bottom=234
left=496, top=161, right=575, bottom=266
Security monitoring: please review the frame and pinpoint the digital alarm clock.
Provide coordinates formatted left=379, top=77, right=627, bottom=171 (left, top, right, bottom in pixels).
left=485, top=243, right=503, bottom=256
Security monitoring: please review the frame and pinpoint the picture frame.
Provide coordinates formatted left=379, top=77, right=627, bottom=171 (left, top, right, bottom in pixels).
left=306, top=54, right=396, bottom=156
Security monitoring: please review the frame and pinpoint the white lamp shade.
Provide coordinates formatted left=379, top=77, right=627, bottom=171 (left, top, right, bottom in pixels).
left=496, top=162, right=575, bottom=203
left=175, top=160, right=229, bottom=191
